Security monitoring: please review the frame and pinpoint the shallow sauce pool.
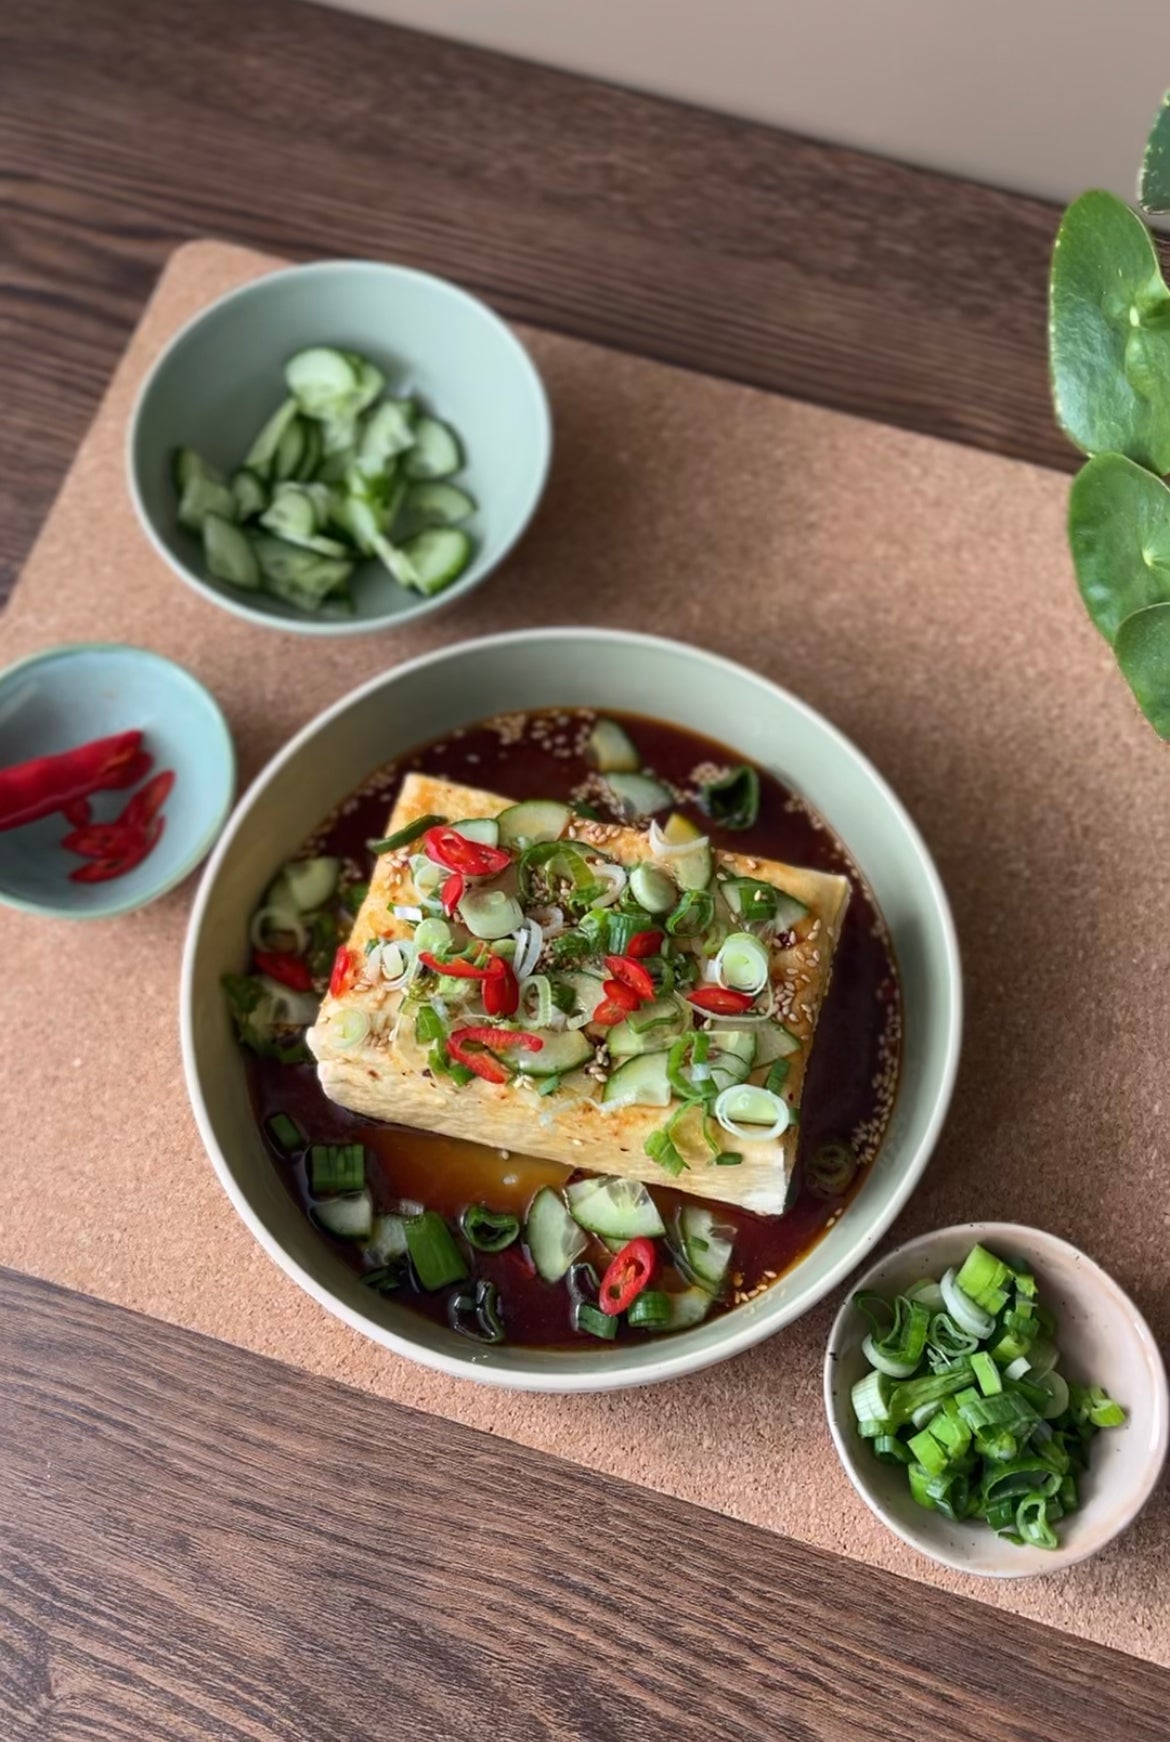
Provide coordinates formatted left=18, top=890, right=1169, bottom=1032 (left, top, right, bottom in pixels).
left=246, top=708, right=902, bottom=1348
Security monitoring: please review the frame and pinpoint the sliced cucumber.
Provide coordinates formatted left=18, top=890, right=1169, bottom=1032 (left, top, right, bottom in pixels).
left=677, top=1205, right=735, bottom=1296
left=286, top=346, right=360, bottom=416
left=753, top=1022, right=801, bottom=1065
left=243, top=397, right=299, bottom=477
left=231, top=468, right=268, bottom=521
left=556, top=970, right=606, bottom=1024
left=525, top=1187, right=588, bottom=1282
left=605, top=772, right=673, bottom=819
left=178, top=471, right=237, bottom=532
left=253, top=535, right=353, bottom=610
left=662, top=1285, right=715, bottom=1330
left=459, top=887, right=523, bottom=940
left=588, top=718, right=640, bottom=773
left=516, top=1029, right=594, bottom=1077
left=772, top=890, right=810, bottom=931
left=497, top=799, right=571, bottom=848
left=364, top=1212, right=409, bottom=1265
left=671, top=838, right=713, bottom=892
left=602, top=1051, right=672, bottom=1108
left=203, top=514, right=260, bottom=590
left=174, top=448, right=222, bottom=492
left=449, top=817, right=499, bottom=847
left=403, top=415, right=462, bottom=480
left=357, top=398, right=418, bottom=474
left=565, top=1176, right=666, bottom=1240
left=260, top=485, right=317, bottom=543
left=277, top=856, right=340, bottom=912
left=607, top=997, right=686, bottom=1059
left=712, top=1030, right=756, bottom=1069
left=402, top=481, right=476, bottom=529
left=351, top=358, right=386, bottom=415
left=295, top=419, right=323, bottom=481
left=272, top=415, right=308, bottom=483
left=312, top=1189, right=373, bottom=1240
left=629, top=862, right=677, bottom=914
left=398, top=527, right=473, bottom=596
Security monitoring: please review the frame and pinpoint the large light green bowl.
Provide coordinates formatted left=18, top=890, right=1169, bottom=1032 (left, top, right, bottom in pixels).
left=181, top=629, right=961, bottom=1391
left=128, top=260, right=551, bottom=635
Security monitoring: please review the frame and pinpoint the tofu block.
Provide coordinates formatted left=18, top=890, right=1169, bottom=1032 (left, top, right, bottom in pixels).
left=308, top=773, right=850, bottom=1214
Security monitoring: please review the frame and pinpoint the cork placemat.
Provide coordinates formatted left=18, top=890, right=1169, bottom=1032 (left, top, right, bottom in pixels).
left=1, top=241, right=1167, bottom=1662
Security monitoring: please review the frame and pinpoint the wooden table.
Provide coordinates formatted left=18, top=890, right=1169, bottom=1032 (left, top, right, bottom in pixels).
left=1, top=5, right=1166, bottom=1736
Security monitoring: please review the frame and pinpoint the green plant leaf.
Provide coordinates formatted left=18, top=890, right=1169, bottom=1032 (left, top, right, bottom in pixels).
left=1068, top=453, right=1170, bottom=641
left=1049, top=190, right=1170, bottom=471
left=1115, top=601, right=1170, bottom=737
left=1139, top=90, right=1170, bottom=215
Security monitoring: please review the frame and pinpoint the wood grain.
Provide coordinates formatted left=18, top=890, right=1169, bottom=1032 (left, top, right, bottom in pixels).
left=0, top=1264, right=1166, bottom=1742
left=0, top=0, right=1072, bottom=605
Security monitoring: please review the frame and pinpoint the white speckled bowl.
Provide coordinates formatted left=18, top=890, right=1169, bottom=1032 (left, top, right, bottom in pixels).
left=825, top=1222, right=1169, bottom=1577
left=183, top=628, right=961, bottom=1391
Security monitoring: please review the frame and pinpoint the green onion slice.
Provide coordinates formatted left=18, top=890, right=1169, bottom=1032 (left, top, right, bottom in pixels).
left=854, top=1292, right=930, bottom=1378
left=404, top=1210, right=468, bottom=1290
left=712, top=1084, right=789, bottom=1142
left=460, top=1204, right=521, bottom=1253
left=369, top=812, right=447, bottom=854
left=698, top=764, right=760, bottom=830
left=715, top=931, right=770, bottom=994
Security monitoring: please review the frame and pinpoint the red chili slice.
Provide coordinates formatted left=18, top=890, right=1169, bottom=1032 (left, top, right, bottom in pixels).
left=68, top=816, right=163, bottom=883
left=625, top=929, right=664, bottom=959
left=590, top=998, right=630, bottom=1028
left=254, top=950, right=314, bottom=991
left=329, top=947, right=357, bottom=997
left=605, top=954, right=656, bottom=1001
left=447, top=1024, right=543, bottom=1083
left=686, top=987, right=756, bottom=1015
left=423, top=826, right=511, bottom=879
left=62, top=797, right=92, bottom=827
left=61, top=822, right=129, bottom=859
left=601, top=977, right=639, bottom=1012
left=0, top=729, right=149, bottom=834
left=482, top=958, right=519, bottom=1018
left=440, top=870, right=466, bottom=918
left=118, top=769, right=176, bottom=830
left=599, top=1237, right=657, bottom=1315
left=419, top=951, right=493, bottom=980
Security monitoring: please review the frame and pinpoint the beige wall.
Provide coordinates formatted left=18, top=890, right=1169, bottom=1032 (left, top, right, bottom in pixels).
left=311, top=0, right=1166, bottom=204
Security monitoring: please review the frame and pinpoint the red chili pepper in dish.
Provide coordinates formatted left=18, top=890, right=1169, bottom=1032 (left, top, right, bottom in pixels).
left=599, top=1237, right=657, bottom=1315
left=440, top=870, right=466, bottom=918
left=447, top=1024, right=543, bottom=1083
left=604, top=954, right=656, bottom=1001
left=625, top=929, right=664, bottom=959
left=482, top=957, right=519, bottom=1018
left=62, top=797, right=92, bottom=827
left=590, top=998, right=631, bottom=1028
left=419, top=951, right=493, bottom=980
left=601, top=977, right=639, bottom=1013
left=119, top=769, right=176, bottom=830
left=68, top=815, right=163, bottom=883
left=254, top=950, right=314, bottom=991
left=423, top=825, right=511, bottom=879
left=329, top=946, right=357, bottom=997
left=686, top=987, right=756, bottom=1015
left=0, top=730, right=150, bottom=832
left=61, top=822, right=131, bottom=859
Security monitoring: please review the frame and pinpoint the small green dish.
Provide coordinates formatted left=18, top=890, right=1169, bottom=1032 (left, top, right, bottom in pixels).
left=0, top=643, right=235, bottom=920
left=127, top=259, right=552, bottom=635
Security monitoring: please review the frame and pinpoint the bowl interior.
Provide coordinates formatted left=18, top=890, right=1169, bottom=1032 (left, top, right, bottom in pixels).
left=184, top=629, right=960, bottom=1390
left=825, top=1222, right=1169, bottom=1576
left=0, top=645, right=235, bottom=918
left=130, top=261, right=550, bottom=632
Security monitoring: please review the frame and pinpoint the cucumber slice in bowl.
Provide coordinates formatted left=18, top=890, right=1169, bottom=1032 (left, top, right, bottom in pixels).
left=286, top=346, right=361, bottom=416
left=515, top=1029, right=594, bottom=1077
left=397, top=528, right=473, bottom=596
left=525, top=1187, right=588, bottom=1282
left=404, top=416, right=462, bottom=480
left=402, top=482, right=476, bottom=530
left=566, top=1176, right=666, bottom=1240
left=675, top=1205, right=736, bottom=1296
left=605, top=772, right=673, bottom=819
left=203, top=515, right=260, bottom=590
left=497, top=799, right=571, bottom=848
left=602, top=1051, right=672, bottom=1108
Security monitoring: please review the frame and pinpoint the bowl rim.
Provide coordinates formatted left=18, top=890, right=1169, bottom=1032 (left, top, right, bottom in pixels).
left=823, top=1219, right=1170, bottom=1578
left=125, top=257, right=553, bottom=638
left=181, top=625, right=963, bottom=1391
left=0, top=640, right=236, bottom=921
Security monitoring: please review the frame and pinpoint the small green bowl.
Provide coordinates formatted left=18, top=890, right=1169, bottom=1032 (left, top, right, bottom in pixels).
left=127, top=259, right=552, bottom=635
left=0, top=643, right=235, bottom=920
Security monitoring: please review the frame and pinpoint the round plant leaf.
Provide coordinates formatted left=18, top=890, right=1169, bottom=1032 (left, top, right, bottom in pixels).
left=1140, top=90, right=1170, bottom=215
left=1049, top=190, right=1170, bottom=473
left=1067, top=453, right=1170, bottom=642
left=1115, top=600, right=1170, bottom=738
